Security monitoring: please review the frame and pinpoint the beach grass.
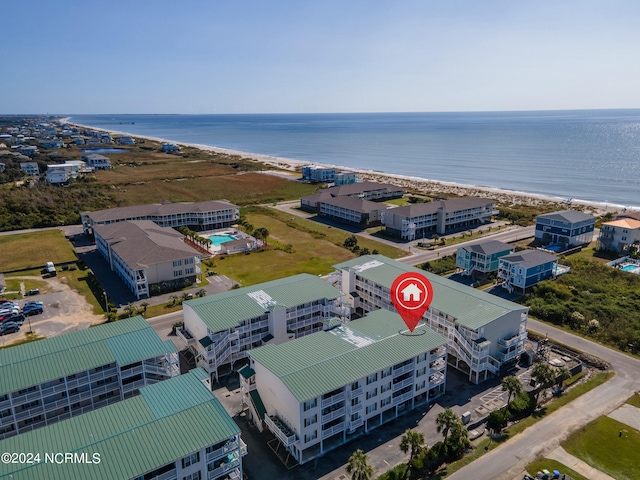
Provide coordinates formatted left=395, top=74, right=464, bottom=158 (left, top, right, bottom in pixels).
left=563, top=416, right=640, bottom=480
left=0, top=230, right=77, bottom=272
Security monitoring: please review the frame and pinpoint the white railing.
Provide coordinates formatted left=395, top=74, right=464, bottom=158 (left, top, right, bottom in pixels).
left=321, top=391, right=345, bottom=407
left=347, top=386, right=363, bottom=397
left=264, top=415, right=296, bottom=446
left=152, top=469, right=177, bottom=480
left=176, top=328, right=195, bottom=346
left=66, top=375, right=90, bottom=389
left=40, top=382, right=67, bottom=398
left=392, top=363, right=414, bottom=377
left=321, top=407, right=345, bottom=424
left=321, top=422, right=345, bottom=439
left=11, top=390, right=41, bottom=405
left=207, top=458, right=240, bottom=480
left=392, top=391, right=413, bottom=405
left=120, top=365, right=144, bottom=378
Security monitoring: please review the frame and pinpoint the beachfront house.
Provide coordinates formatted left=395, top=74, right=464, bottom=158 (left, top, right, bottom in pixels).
left=0, top=316, right=178, bottom=440
left=302, top=165, right=336, bottom=183
left=161, top=142, right=181, bottom=153
left=17, top=145, right=38, bottom=155
left=82, top=199, right=240, bottom=235
left=19, top=162, right=39, bottom=176
left=599, top=217, right=640, bottom=253
left=117, top=136, right=135, bottom=145
left=382, top=197, right=498, bottom=240
left=456, top=240, right=514, bottom=276
left=241, top=310, right=447, bottom=465
left=179, top=274, right=349, bottom=382
left=300, top=182, right=405, bottom=211
left=333, top=255, right=528, bottom=383
left=93, top=220, right=202, bottom=299
left=81, top=153, right=111, bottom=169
left=534, top=210, right=596, bottom=248
left=497, top=250, right=559, bottom=294
left=318, top=196, right=389, bottom=228
left=0, top=369, right=247, bottom=480
left=45, top=165, right=71, bottom=184
left=333, top=171, right=357, bottom=185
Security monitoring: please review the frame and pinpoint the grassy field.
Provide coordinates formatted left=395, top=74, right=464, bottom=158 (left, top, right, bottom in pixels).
left=524, top=458, right=588, bottom=480
left=0, top=230, right=77, bottom=272
left=563, top=416, right=640, bottom=480
left=626, top=392, right=640, bottom=408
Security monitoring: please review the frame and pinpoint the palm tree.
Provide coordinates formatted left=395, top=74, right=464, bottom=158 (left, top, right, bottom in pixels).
left=140, top=301, right=149, bottom=317
left=531, top=362, right=556, bottom=402
left=123, top=302, right=136, bottom=318
left=436, top=408, right=459, bottom=440
left=501, top=375, right=522, bottom=408
left=400, top=429, right=425, bottom=469
left=196, top=288, right=207, bottom=298
left=556, top=367, right=571, bottom=392
left=345, top=449, right=373, bottom=480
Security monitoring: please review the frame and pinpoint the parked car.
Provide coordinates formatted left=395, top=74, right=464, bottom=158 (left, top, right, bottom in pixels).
left=22, top=306, right=43, bottom=316
left=25, top=288, right=40, bottom=296
left=4, top=313, right=25, bottom=325
left=0, top=322, right=20, bottom=335
left=0, top=307, right=19, bottom=316
left=23, top=301, right=43, bottom=307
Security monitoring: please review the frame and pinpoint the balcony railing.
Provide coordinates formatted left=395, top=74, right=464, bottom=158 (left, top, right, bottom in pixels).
left=321, top=422, right=345, bottom=439
left=321, top=406, right=345, bottom=424
left=347, top=386, right=363, bottom=398
left=207, top=458, right=240, bottom=480
left=392, top=391, right=413, bottom=405
left=265, top=415, right=296, bottom=447
left=176, top=328, right=195, bottom=346
left=392, top=377, right=414, bottom=392
left=321, top=391, right=345, bottom=407
left=392, top=363, right=414, bottom=377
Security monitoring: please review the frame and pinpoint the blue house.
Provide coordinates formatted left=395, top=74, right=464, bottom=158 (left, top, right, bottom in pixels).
left=456, top=240, right=514, bottom=276
left=535, top=210, right=595, bottom=248
left=498, top=250, right=559, bottom=293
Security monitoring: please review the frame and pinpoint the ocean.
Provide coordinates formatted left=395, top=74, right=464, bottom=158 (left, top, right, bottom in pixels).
left=69, top=110, right=640, bottom=209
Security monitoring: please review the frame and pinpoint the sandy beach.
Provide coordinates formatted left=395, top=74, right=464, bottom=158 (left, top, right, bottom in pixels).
left=68, top=120, right=626, bottom=216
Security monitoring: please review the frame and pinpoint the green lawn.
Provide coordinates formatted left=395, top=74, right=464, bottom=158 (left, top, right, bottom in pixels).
left=626, top=392, right=640, bottom=408
left=0, top=230, right=77, bottom=272
left=524, top=458, right=589, bottom=480
left=563, top=416, right=640, bottom=480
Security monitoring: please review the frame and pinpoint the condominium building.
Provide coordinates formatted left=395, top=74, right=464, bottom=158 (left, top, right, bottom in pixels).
left=456, top=240, right=514, bottom=276
left=94, top=220, right=202, bottom=299
left=302, top=165, right=335, bottom=183
left=498, top=250, right=560, bottom=294
left=598, top=217, right=640, bottom=253
left=333, top=255, right=528, bottom=383
left=333, top=171, right=357, bottom=185
left=180, top=274, right=349, bottom=381
left=0, top=369, right=247, bottom=480
left=81, top=199, right=240, bottom=235
left=535, top=210, right=596, bottom=247
left=318, top=196, right=389, bottom=227
left=382, top=197, right=498, bottom=240
left=241, top=310, right=447, bottom=465
left=300, top=182, right=405, bottom=211
left=0, top=316, right=178, bottom=440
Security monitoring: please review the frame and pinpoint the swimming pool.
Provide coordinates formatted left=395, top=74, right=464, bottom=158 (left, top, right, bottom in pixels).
left=208, top=233, right=237, bottom=247
left=620, top=264, right=640, bottom=274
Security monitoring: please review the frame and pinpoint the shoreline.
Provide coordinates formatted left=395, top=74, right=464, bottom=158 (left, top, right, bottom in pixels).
left=67, top=121, right=630, bottom=216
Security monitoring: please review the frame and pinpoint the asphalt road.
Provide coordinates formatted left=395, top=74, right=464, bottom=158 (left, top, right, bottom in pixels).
left=447, top=318, right=640, bottom=480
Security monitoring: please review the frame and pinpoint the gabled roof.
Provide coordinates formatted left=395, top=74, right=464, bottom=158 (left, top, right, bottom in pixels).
left=94, top=220, right=199, bottom=268
left=184, top=274, right=341, bottom=333
left=603, top=218, right=640, bottom=230
left=249, top=310, right=446, bottom=402
left=0, top=316, right=176, bottom=395
left=462, top=240, right=513, bottom=256
left=387, top=197, right=494, bottom=218
left=0, top=369, right=239, bottom=480
left=536, top=210, right=595, bottom=224
left=500, top=249, right=558, bottom=268
left=334, top=255, right=527, bottom=330
left=83, top=199, right=238, bottom=223
left=320, top=196, right=388, bottom=213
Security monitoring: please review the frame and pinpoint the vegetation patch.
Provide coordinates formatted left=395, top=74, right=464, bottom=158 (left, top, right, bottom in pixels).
left=524, top=458, right=589, bottom=480
left=420, top=254, right=457, bottom=275
left=0, top=230, right=77, bottom=272
left=625, top=392, right=640, bottom=409
left=563, top=416, right=640, bottom=480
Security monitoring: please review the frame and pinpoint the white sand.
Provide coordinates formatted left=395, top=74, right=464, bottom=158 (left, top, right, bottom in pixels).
left=68, top=121, right=627, bottom=216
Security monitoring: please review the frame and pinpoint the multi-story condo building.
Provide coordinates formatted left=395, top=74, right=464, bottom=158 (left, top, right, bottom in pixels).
left=333, top=255, right=528, bottom=383
left=318, top=196, right=389, bottom=228
left=94, top=220, right=202, bottom=299
left=456, top=240, right=514, bottom=276
left=0, top=369, right=247, bottom=480
left=333, top=171, right=357, bottom=185
left=240, top=310, right=447, bottom=465
left=382, top=197, right=498, bottom=240
left=180, top=274, right=349, bottom=381
left=81, top=199, right=240, bottom=235
left=302, top=165, right=336, bottom=183
left=599, top=217, right=640, bottom=253
left=498, top=250, right=560, bottom=294
left=300, top=182, right=405, bottom=212
left=534, top=210, right=595, bottom=247
left=0, top=316, right=178, bottom=440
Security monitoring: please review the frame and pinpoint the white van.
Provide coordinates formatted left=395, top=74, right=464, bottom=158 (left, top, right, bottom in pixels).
left=45, top=262, right=56, bottom=275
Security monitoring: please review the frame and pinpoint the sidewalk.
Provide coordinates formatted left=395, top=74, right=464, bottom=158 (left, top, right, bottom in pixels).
left=546, top=446, right=615, bottom=480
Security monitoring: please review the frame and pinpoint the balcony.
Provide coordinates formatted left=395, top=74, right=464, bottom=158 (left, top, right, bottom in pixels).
left=207, top=458, right=240, bottom=480
left=321, top=421, right=345, bottom=439
left=498, top=333, right=523, bottom=349
left=40, top=382, right=67, bottom=398
left=176, top=328, right=195, bottom=347
left=429, top=358, right=446, bottom=370
left=429, top=372, right=445, bottom=388
left=348, top=417, right=364, bottom=431
left=392, top=391, right=413, bottom=405
left=392, top=377, right=414, bottom=392
left=321, top=391, right=345, bottom=408
left=347, top=386, right=363, bottom=398
left=350, top=401, right=363, bottom=413
left=321, top=406, right=345, bottom=424
left=392, top=363, right=414, bottom=377
left=265, top=415, right=296, bottom=447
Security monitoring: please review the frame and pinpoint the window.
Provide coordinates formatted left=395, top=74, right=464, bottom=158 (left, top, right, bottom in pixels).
left=366, top=388, right=377, bottom=400
left=416, top=367, right=426, bottom=377
left=416, top=352, right=427, bottom=363
left=185, top=257, right=194, bottom=265
left=181, top=452, right=200, bottom=468
left=351, top=413, right=361, bottom=422
left=174, top=270, right=183, bottom=277
left=304, top=431, right=317, bottom=443
left=173, top=260, right=182, bottom=267
left=304, top=414, right=317, bottom=427
left=351, top=397, right=360, bottom=407
left=380, top=397, right=391, bottom=408
left=365, top=404, right=377, bottom=415
left=351, top=382, right=360, bottom=391
left=185, top=267, right=194, bottom=275
left=183, top=473, right=201, bottom=480
left=366, top=373, right=377, bottom=385
left=381, top=367, right=392, bottom=379
left=380, top=382, right=391, bottom=393
left=303, top=398, right=317, bottom=411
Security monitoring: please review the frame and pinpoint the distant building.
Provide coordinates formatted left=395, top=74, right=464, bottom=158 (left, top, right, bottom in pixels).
left=300, top=182, right=405, bottom=211
left=162, top=142, right=181, bottom=153
left=535, top=210, right=596, bottom=247
left=45, top=165, right=71, bottom=184
left=81, top=153, right=111, bottom=170
left=498, top=250, right=560, bottom=293
left=242, top=310, right=447, bottom=465
left=318, top=196, right=389, bottom=227
left=0, top=316, right=178, bottom=440
left=17, top=145, right=38, bottom=155
left=117, top=136, right=135, bottom=145
left=333, top=171, right=357, bottom=185
left=19, top=162, right=39, bottom=175
left=382, top=197, right=498, bottom=240
left=599, top=218, right=640, bottom=253
left=456, top=240, right=514, bottom=276
left=0, top=369, right=247, bottom=480
left=180, top=274, right=348, bottom=381
left=302, top=165, right=335, bottom=183
left=40, top=139, right=64, bottom=149
left=0, top=163, right=4, bottom=172
left=82, top=199, right=240, bottom=235
left=94, top=220, right=202, bottom=299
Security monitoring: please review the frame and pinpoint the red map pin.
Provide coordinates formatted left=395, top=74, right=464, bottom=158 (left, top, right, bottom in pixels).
left=391, top=272, right=434, bottom=332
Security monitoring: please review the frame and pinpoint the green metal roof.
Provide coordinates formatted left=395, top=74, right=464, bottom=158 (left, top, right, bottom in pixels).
left=334, top=255, right=527, bottom=330
left=0, top=317, right=177, bottom=395
left=184, top=273, right=341, bottom=333
left=249, top=310, right=447, bottom=402
left=0, top=369, right=240, bottom=480
left=249, top=390, right=267, bottom=420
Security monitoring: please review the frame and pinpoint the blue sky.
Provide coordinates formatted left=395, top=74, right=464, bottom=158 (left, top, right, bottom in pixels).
left=3, top=0, right=640, bottom=114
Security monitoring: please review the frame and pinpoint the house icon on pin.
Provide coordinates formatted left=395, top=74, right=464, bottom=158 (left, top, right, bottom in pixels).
left=401, top=283, right=422, bottom=302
